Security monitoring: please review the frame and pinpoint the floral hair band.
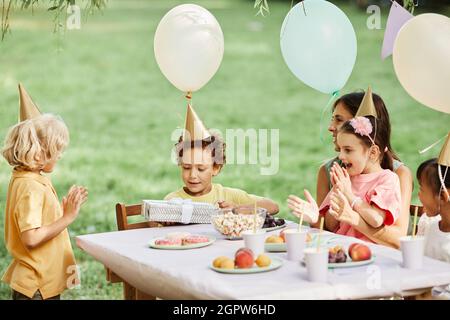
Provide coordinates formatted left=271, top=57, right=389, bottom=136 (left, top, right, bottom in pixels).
left=349, top=116, right=376, bottom=146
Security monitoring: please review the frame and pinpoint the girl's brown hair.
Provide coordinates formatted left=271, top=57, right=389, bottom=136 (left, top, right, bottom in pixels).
left=339, top=116, right=394, bottom=171
left=333, top=91, right=400, bottom=162
left=2, top=114, right=69, bottom=171
left=417, top=158, right=450, bottom=197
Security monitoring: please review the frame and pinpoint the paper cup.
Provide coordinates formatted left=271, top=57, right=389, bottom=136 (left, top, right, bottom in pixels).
left=400, top=236, right=425, bottom=269
left=304, top=248, right=328, bottom=282
left=242, top=229, right=266, bottom=256
left=285, top=229, right=307, bottom=261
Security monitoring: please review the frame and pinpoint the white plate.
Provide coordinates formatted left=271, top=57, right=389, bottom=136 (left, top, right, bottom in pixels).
left=328, top=256, right=375, bottom=269
left=210, top=258, right=283, bottom=274
left=265, top=242, right=286, bottom=252
left=225, top=229, right=267, bottom=240
left=149, top=236, right=215, bottom=250
left=301, top=256, right=375, bottom=269
left=264, top=234, right=340, bottom=252
left=263, top=222, right=287, bottom=232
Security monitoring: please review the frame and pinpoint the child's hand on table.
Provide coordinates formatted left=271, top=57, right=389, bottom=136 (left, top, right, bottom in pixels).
left=217, top=200, right=235, bottom=211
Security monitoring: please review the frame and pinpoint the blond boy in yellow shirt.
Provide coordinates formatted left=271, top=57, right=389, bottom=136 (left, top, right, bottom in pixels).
left=2, top=87, right=87, bottom=300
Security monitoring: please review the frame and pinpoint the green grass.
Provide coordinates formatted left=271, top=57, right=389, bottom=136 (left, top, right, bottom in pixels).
left=0, top=0, right=449, bottom=299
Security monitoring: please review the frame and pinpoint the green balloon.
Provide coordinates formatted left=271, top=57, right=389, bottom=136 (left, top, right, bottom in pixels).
left=280, top=0, right=357, bottom=94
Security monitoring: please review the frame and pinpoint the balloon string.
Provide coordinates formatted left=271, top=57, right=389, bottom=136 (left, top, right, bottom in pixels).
left=418, top=134, right=447, bottom=154
left=320, top=91, right=339, bottom=143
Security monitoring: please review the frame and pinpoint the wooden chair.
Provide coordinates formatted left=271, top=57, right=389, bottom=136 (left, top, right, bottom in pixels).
left=409, top=204, right=425, bottom=236
left=105, top=203, right=161, bottom=300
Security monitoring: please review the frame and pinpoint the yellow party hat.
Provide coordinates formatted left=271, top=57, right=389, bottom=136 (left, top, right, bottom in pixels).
left=355, top=86, right=378, bottom=118
left=18, top=83, right=41, bottom=122
left=183, top=104, right=211, bottom=141
left=438, top=132, right=450, bottom=167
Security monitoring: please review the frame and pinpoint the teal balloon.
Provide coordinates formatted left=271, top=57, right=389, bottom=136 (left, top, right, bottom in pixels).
left=280, top=0, right=357, bottom=94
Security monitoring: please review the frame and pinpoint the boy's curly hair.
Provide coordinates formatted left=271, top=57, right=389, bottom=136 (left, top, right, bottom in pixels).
left=175, top=131, right=226, bottom=168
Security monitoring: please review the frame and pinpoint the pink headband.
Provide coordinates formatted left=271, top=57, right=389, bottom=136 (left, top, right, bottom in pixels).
left=349, top=116, right=376, bottom=146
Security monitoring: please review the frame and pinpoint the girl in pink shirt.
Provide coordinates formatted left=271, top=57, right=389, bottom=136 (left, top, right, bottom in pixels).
left=288, top=116, right=401, bottom=243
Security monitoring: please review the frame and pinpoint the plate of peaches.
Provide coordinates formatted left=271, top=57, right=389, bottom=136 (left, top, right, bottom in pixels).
left=264, top=229, right=339, bottom=252
left=210, top=248, right=283, bottom=274
left=149, top=232, right=216, bottom=250
left=327, top=243, right=375, bottom=268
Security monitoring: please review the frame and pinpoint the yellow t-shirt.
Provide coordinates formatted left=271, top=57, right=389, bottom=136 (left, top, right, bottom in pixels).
left=2, top=169, right=79, bottom=299
left=164, top=183, right=262, bottom=205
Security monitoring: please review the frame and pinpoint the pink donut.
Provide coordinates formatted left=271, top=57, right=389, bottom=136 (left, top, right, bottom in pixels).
left=155, top=238, right=182, bottom=246
left=182, top=235, right=210, bottom=245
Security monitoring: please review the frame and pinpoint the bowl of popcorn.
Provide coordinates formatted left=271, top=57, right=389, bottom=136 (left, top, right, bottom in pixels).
left=211, top=207, right=267, bottom=239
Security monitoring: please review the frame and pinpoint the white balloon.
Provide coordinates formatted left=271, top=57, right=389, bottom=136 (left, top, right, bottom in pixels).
left=154, top=4, right=224, bottom=93
left=393, top=13, right=450, bottom=114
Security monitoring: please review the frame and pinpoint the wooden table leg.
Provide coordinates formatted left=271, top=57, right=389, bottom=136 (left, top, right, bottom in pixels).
left=123, top=281, right=137, bottom=300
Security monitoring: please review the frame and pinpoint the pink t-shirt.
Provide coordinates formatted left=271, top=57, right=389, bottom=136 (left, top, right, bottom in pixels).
left=319, top=169, right=401, bottom=243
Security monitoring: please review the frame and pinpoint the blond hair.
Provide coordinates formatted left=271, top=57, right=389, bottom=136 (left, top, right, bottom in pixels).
left=2, top=114, right=69, bottom=170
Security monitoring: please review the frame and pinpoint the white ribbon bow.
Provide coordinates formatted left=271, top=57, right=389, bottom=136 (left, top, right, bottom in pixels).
left=169, top=198, right=194, bottom=224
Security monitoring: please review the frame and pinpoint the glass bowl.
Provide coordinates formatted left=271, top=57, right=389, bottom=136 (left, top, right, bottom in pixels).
left=210, top=207, right=267, bottom=239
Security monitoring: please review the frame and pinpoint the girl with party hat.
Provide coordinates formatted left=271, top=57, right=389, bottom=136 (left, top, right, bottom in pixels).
left=165, top=104, right=279, bottom=214
left=1, top=84, right=88, bottom=300
left=416, top=132, right=450, bottom=262
left=288, top=87, right=411, bottom=248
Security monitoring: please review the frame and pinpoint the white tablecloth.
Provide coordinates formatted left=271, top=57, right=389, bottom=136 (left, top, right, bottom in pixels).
left=75, top=223, right=450, bottom=299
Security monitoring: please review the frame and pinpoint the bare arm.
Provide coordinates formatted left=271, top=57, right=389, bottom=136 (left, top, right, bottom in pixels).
left=315, top=165, right=332, bottom=229
left=350, top=166, right=412, bottom=248
left=21, top=216, right=73, bottom=250
left=21, top=186, right=88, bottom=250
left=219, top=198, right=279, bottom=215
left=352, top=200, right=386, bottom=228
left=257, top=198, right=279, bottom=215
left=324, top=210, right=340, bottom=232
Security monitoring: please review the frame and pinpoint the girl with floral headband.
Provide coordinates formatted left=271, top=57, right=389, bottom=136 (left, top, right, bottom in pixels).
left=289, top=115, right=402, bottom=243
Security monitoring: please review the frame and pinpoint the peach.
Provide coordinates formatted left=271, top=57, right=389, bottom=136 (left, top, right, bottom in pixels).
left=219, top=258, right=235, bottom=269
left=213, top=256, right=229, bottom=268
left=255, top=254, right=271, bottom=267
left=235, top=250, right=254, bottom=269
left=236, top=247, right=254, bottom=257
left=348, top=243, right=358, bottom=256
left=265, top=235, right=284, bottom=244
left=349, top=243, right=371, bottom=261
left=279, top=229, right=288, bottom=242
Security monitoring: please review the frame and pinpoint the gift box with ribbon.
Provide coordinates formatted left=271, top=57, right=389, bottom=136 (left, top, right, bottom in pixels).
left=142, top=198, right=217, bottom=224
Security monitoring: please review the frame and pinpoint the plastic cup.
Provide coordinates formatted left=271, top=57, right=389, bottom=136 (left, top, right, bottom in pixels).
left=304, top=248, right=328, bottom=282
left=400, top=236, right=425, bottom=269
left=284, top=229, right=307, bottom=261
left=242, top=229, right=266, bottom=256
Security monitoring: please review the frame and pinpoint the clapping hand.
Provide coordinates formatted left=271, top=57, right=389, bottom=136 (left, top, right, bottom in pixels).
left=328, top=190, right=360, bottom=227
left=330, top=163, right=354, bottom=201
left=287, top=189, right=319, bottom=224
left=62, top=185, right=88, bottom=223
